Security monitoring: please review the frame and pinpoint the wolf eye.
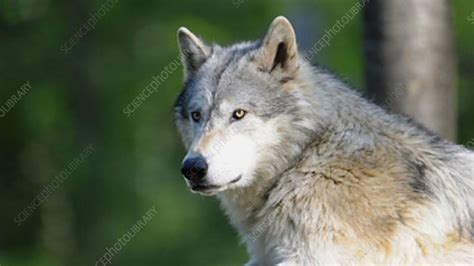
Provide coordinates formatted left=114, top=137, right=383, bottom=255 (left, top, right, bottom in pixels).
left=191, top=111, right=201, bottom=122
left=232, top=109, right=246, bottom=120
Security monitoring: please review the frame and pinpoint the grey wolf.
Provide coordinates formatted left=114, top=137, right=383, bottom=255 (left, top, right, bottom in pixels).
left=174, top=16, right=474, bottom=265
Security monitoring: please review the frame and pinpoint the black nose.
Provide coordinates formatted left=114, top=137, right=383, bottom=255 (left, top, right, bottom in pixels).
left=181, top=156, right=208, bottom=181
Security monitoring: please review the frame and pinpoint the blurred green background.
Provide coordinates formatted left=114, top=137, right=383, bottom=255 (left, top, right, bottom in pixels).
left=0, top=0, right=473, bottom=265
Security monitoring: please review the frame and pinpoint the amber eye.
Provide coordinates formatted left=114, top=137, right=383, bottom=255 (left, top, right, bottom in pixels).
left=232, top=109, right=246, bottom=120
left=191, top=111, right=201, bottom=122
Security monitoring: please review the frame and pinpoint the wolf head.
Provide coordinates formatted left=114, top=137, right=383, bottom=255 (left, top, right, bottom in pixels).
left=175, top=16, right=318, bottom=195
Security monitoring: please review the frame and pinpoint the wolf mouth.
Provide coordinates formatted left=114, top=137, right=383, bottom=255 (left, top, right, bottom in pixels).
left=190, top=175, right=242, bottom=194
left=229, top=175, right=242, bottom=184
left=190, top=183, right=221, bottom=192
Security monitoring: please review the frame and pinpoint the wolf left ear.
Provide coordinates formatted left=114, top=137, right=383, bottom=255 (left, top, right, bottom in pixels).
left=255, top=16, right=299, bottom=74
left=177, top=27, right=211, bottom=78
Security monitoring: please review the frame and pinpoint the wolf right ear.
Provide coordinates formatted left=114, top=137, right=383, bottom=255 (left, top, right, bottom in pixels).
left=177, top=27, right=211, bottom=78
left=255, top=16, right=299, bottom=75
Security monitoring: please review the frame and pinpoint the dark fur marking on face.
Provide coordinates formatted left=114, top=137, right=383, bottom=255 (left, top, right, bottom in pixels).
left=175, top=80, right=195, bottom=120
left=214, top=50, right=238, bottom=89
left=177, top=43, right=263, bottom=128
left=204, top=50, right=241, bottom=129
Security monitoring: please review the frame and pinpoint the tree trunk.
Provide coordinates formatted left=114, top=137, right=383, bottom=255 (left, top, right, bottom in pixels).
left=363, top=0, right=457, bottom=141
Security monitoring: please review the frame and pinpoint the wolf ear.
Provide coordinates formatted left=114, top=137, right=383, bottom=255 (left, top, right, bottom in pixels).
left=255, top=16, right=299, bottom=74
left=177, top=27, right=211, bottom=78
